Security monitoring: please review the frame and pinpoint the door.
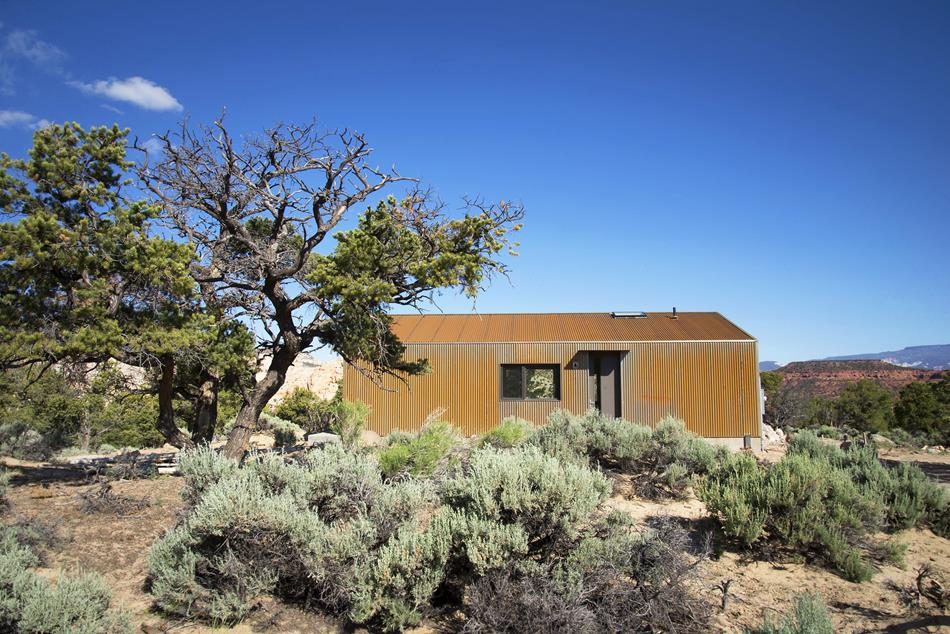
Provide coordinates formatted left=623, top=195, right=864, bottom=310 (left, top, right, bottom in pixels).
left=588, top=352, right=622, bottom=418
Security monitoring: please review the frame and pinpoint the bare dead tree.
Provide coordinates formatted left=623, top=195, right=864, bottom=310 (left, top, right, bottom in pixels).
left=138, top=117, right=522, bottom=458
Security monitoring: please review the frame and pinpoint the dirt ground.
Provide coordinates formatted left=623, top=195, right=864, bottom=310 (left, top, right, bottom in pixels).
left=3, top=445, right=950, bottom=633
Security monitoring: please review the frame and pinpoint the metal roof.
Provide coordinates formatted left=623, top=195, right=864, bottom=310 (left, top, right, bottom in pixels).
left=391, top=312, right=755, bottom=343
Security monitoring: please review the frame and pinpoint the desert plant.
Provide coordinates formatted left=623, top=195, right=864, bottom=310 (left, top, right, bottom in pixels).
left=271, top=418, right=305, bottom=449
left=442, top=445, right=611, bottom=554
left=531, top=410, right=727, bottom=498
left=463, top=518, right=711, bottom=633
left=701, top=445, right=912, bottom=582
left=789, top=432, right=948, bottom=536
left=377, top=421, right=461, bottom=478
left=149, top=437, right=637, bottom=631
left=479, top=417, right=535, bottom=448
left=0, top=525, right=130, bottom=633
left=328, top=399, right=368, bottom=448
left=178, top=445, right=240, bottom=504
left=0, top=421, right=50, bottom=460
left=746, top=592, right=834, bottom=634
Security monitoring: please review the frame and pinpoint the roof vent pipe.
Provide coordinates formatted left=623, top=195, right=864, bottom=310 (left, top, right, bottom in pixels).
left=672, top=307, right=678, bottom=319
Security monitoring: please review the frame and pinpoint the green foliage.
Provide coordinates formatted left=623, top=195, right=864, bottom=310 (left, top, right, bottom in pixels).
left=307, top=195, right=521, bottom=378
left=273, top=387, right=336, bottom=433
left=760, top=371, right=784, bottom=402
left=377, top=421, right=460, bottom=478
left=746, top=592, right=834, bottom=634
left=0, top=526, right=130, bottom=633
left=789, top=432, right=948, bottom=535
left=0, top=421, right=50, bottom=460
left=479, top=416, right=535, bottom=448
left=328, top=399, right=368, bottom=448
left=833, top=379, right=895, bottom=433
left=0, top=468, right=8, bottom=508
left=0, top=365, right=165, bottom=455
left=442, top=445, right=611, bottom=553
left=702, top=432, right=948, bottom=581
left=895, top=376, right=950, bottom=440
left=532, top=410, right=728, bottom=499
left=149, top=437, right=680, bottom=632
left=273, top=391, right=366, bottom=447
left=271, top=418, right=305, bottom=449
left=701, top=449, right=881, bottom=582
left=0, top=122, right=197, bottom=372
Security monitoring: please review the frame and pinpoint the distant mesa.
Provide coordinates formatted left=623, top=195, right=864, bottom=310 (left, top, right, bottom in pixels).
left=759, top=344, right=950, bottom=373
left=821, top=344, right=950, bottom=371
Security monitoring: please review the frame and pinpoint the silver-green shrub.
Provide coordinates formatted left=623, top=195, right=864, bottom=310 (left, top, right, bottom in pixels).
left=531, top=410, right=728, bottom=498
left=149, top=437, right=647, bottom=631
left=789, top=431, right=948, bottom=536
left=746, top=592, right=834, bottom=634
left=701, top=449, right=890, bottom=582
left=0, top=526, right=130, bottom=633
left=442, top=445, right=611, bottom=552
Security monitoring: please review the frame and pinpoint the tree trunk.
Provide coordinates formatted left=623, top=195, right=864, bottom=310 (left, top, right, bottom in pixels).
left=157, top=355, right=194, bottom=449
left=190, top=374, right=218, bottom=444
left=221, top=342, right=298, bottom=459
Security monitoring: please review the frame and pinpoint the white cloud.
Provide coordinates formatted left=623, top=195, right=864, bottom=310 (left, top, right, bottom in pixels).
left=0, top=110, right=53, bottom=130
left=0, top=110, right=36, bottom=128
left=72, top=76, right=183, bottom=112
left=101, top=103, right=124, bottom=115
left=0, top=28, right=67, bottom=95
left=139, top=136, right=165, bottom=157
left=4, top=30, right=66, bottom=67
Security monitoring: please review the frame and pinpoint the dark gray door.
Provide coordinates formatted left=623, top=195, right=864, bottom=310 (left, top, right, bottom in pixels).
left=589, top=352, right=621, bottom=418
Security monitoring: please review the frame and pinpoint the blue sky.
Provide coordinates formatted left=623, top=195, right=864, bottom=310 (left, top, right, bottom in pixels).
left=1, top=1, right=948, bottom=363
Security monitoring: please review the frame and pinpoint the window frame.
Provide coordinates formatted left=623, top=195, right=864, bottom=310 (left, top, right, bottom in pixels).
left=499, top=363, right=561, bottom=401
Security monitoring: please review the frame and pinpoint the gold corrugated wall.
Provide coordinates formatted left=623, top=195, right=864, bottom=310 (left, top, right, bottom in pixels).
left=343, top=341, right=761, bottom=438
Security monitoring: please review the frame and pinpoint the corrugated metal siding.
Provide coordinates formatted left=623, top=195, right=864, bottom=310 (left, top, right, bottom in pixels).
left=390, top=312, right=754, bottom=343
left=344, top=341, right=761, bottom=438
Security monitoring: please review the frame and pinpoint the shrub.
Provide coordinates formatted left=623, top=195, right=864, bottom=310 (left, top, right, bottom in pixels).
left=531, top=410, right=727, bottom=499
left=0, top=468, right=8, bottom=508
left=148, top=438, right=646, bottom=631
left=701, top=450, right=886, bottom=582
left=273, top=387, right=337, bottom=432
left=789, top=432, right=948, bottom=536
left=479, top=417, right=535, bottom=448
left=328, top=399, right=367, bottom=448
left=178, top=445, right=240, bottom=505
left=746, top=592, right=834, bottom=634
left=273, top=389, right=367, bottom=447
left=149, top=445, right=443, bottom=629
left=97, top=443, right=117, bottom=455
left=269, top=417, right=305, bottom=449
left=701, top=436, right=945, bottom=582
left=377, top=421, right=461, bottom=478
left=442, top=445, right=610, bottom=553
left=463, top=518, right=711, bottom=633
left=0, top=421, right=50, bottom=460
left=0, top=526, right=130, bottom=633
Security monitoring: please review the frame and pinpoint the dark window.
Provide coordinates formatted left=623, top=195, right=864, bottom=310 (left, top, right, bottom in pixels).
left=500, top=364, right=560, bottom=400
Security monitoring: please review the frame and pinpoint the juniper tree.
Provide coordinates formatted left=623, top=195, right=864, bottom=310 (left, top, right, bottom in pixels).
left=139, top=118, right=522, bottom=458
left=0, top=123, right=235, bottom=447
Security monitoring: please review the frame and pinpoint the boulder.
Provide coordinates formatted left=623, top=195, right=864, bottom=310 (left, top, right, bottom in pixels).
left=871, top=434, right=896, bottom=448
left=761, top=422, right=786, bottom=447
left=307, top=432, right=341, bottom=446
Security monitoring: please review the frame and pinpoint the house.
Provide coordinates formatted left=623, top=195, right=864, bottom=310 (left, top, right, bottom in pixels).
left=343, top=311, right=763, bottom=450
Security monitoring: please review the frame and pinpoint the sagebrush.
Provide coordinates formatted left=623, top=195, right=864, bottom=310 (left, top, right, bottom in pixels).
left=150, top=442, right=711, bottom=631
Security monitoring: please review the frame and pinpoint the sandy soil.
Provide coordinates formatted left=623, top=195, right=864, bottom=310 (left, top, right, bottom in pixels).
left=3, top=445, right=949, bottom=633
